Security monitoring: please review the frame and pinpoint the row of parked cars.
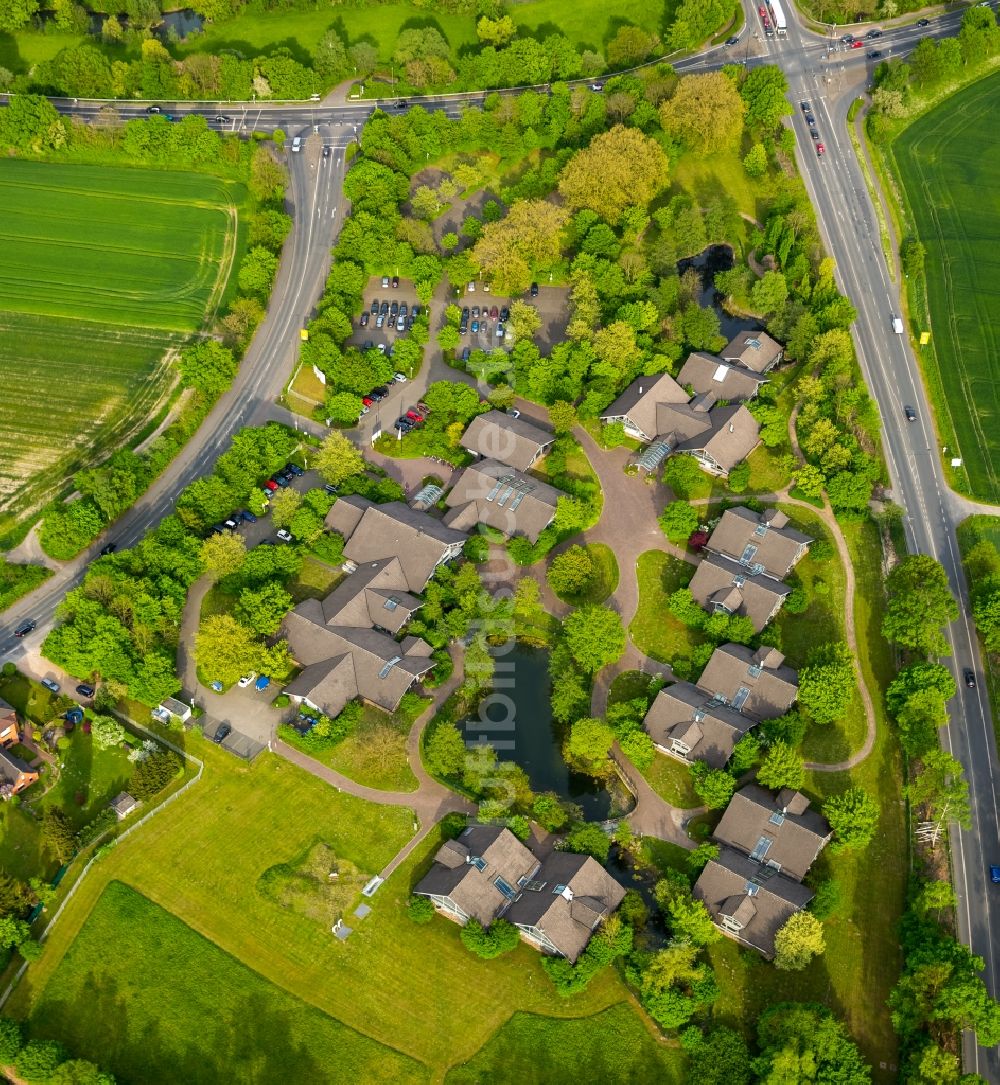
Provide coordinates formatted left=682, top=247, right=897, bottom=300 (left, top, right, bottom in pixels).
left=394, top=400, right=431, bottom=434
left=360, top=299, right=422, bottom=333
left=359, top=371, right=408, bottom=418
left=460, top=304, right=510, bottom=338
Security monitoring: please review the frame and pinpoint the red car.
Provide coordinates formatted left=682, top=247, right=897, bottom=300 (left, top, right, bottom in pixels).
left=758, top=4, right=766, bottom=15
left=851, top=39, right=863, bottom=48
left=405, top=409, right=422, bottom=422
left=362, top=396, right=374, bottom=406
left=816, top=143, right=826, bottom=156
left=264, top=479, right=279, bottom=491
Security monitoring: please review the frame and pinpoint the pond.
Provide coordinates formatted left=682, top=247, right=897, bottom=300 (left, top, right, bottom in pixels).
left=677, top=243, right=758, bottom=342
left=158, top=8, right=204, bottom=40
left=462, top=643, right=633, bottom=822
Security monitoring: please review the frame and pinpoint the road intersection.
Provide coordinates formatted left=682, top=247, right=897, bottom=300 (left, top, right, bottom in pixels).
left=2, top=5, right=998, bottom=1071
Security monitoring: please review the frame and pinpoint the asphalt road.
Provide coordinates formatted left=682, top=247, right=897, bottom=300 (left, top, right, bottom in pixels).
left=2, top=5, right=999, bottom=1071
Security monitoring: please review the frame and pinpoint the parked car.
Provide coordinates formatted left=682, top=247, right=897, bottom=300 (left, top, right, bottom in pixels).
left=500, top=306, right=510, bottom=321
left=393, top=372, right=407, bottom=383
left=496, top=323, right=506, bottom=337
left=490, top=305, right=499, bottom=319
left=377, top=344, right=387, bottom=354
left=264, top=479, right=279, bottom=491
left=370, top=299, right=379, bottom=314
left=375, top=314, right=385, bottom=328
left=240, top=509, right=257, bottom=523
left=76, top=683, right=95, bottom=698
left=396, top=316, right=405, bottom=331
left=324, top=483, right=338, bottom=495
left=530, top=282, right=539, bottom=297
left=380, top=300, right=389, bottom=315
left=467, top=281, right=476, bottom=293
left=41, top=678, right=60, bottom=694
left=213, top=723, right=232, bottom=744
left=360, top=312, right=369, bottom=327
left=400, top=303, right=408, bottom=316
left=14, top=619, right=36, bottom=638
left=471, top=306, right=479, bottom=319
left=395, top=417, right=413, bottom=431
left=406, top=409, right=422, bottom=422
left=382, top=275, right=390, bottom=288
left=461, top=347, right=471, bottom=362
left=392, top=275, right=400, bottom=288
left=964, top=669, right=977, bottom=689
left=461, top=306, right=470, bottom=319
left=276, top=529, right=293, bottom=542
left=99, top=542, right=117, bottom=555
left=238, top=672, right=258, bottom=688
left=471, top=320, right=479, bottom=333
left=416, top=401, right=430, bottom=414
left=369, top=388, right=386, bottom=402
left=390, top=301, right=399, bottom=318
left=285, top=463, right=304, bottom=477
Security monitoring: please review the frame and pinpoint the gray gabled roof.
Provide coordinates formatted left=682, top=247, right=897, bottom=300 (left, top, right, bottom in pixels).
left=643, top=681, right=758, bottom=769
left=461, top=410, right=554, bottom=472
left=678, top=351, right=768, bottom=402
left=705, top=506, right=811, bottom=579
left=675, top=404, right=760, bottom=473
left=688, top=553, right=791, bottom=632
left=317, top=557, right=422, bottom=635
left=694, top=846, right=812, bottom=957
left=324, top=495, right=466, bottom=592
left=696, top=643, right=798, bottom=721
left=721, top=330, right=783, bottom=373
left=444, top=459, right=560, bottom=542
left=712, top=784, right=831, bottom=881
left=600, top=373, right=689, bottom=440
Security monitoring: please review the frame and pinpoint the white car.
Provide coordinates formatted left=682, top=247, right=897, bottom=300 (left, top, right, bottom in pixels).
left=276, top=529, right=293, bottom=542
left=237, top=672, right=257, bottom=689
left=392, top=372, right=407, bottom=383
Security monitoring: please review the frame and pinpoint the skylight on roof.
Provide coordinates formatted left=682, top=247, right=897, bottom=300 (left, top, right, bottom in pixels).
left=378, top=655, right=403, bottom=679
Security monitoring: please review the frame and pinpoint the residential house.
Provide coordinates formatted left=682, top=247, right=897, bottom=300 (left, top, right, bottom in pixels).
left=0, top=698, right=19, bottom=747
left=110, top=792, right=139, bottom=821
left=460, top=410, right=555, bottom=472
left=688, top=552, right=792, bottom=632
left=693, top=847, right=813, bottom=958
left=0, top=748, right=38, bottom=799
left=642, top=680, right=759, bottom=769
left=325, top=495, right=466, bottom=593
left=712, top=785, right=831, bottom=881
left=677, top=351, right=768, bottom=403
left=415, top=825, right=626, bottom=962
left=696, top=644, right=798, bottom=721
left=282, top=557, right=435, bottom=719
left=705, top=507, right=811, bottom=580
left=444, top=459, right=561, bottom=543
left=599, top=375, right=759, bottom=477
left=721, top=330, right=783, bottom=373
left=693, top=784, right=831, bottom=957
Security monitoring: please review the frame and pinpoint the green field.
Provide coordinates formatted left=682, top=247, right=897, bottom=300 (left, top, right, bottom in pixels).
left=0, top=159, right=242, bottom=520
left=892, top=71, right=1000, bottom=501
left=29, top=880, right=429, bottom=1085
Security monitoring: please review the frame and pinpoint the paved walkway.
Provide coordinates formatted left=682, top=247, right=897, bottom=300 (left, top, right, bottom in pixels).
left=611, top=744, right=697, bottom=851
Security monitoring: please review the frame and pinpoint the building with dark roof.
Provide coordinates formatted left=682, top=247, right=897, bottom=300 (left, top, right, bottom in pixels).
left=688, top=552, right=792, bottom=632
left=415, top=825, right=626, bottom=962
left=444, top=459, right=560, bottom=542
left=678, top=351, right=768, bottom=402
left=721, top=330, right=783, bottom=373
left=705, top=507, right=811, bottom=580
left=460, top=410, right=554, bottom=472
left=0, top=747, right=37, bottom=799
left=325, top=495, right=466, bottom=592
left=697, top=644, right=798, bottom=721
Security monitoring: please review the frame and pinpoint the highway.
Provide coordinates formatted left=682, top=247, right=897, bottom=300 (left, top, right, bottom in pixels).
left=1, top=5, right=999, bottom=1073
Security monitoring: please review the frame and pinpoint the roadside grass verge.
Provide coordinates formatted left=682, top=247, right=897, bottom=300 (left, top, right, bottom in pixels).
left=28, top=880, right=427, bottom=1085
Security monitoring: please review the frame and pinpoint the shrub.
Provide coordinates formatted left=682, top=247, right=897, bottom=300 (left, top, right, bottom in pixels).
left=407, top=895, right=435, bottom=924
left=129, top=746, right=183, bottom=801
left=460, top=918, right=521, bottom=959
left=15, top=1039, right=65, bottom=1084
left=564, top=822, right=610, bottom=863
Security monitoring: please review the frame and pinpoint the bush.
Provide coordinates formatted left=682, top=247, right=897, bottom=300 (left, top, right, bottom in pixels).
left=0, top=1016, right=23, bottom=1063
left=460, top=918, right=521, bottom=959
left=129, top=746, right=183, bottom=801
left=76, top=808, right=116, bottom=850
left=564, top=822, right=610, bottom=863
left=15, top=1039, right=65, bottom=1084
left=273, top=694, right=291, bottom=708
left=439, top=812, right=468, bottom=839
left=407, top=895, right=435, bottom=924
left=1, top=663, right=15, bottom=678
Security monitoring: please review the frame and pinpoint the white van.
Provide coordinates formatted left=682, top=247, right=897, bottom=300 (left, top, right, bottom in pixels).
left=292, top=136, right=302, bottom=153
left=892, top=316, right=903, bottom=334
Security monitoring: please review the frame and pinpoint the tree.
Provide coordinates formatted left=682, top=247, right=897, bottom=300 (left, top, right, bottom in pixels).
left=15, top=1040, right=66, bottom=1085
left=326, top=391, right=365, bottom=426
left=692, top=767, right=736, bottom=810
left=0, top=94, right=66, bottom=153
left=0, top=916, right=31, bottom=950
left=547, top=545, right=595, bottom=597
left=564, top=822, right=610, bottom=862
left=269, top=486, right=302, bottom=530
left=236, top=582, right=293, bottom=637
left=658, top=501, right=699, bottom=545
left=477, top=14, right=517, bottom=46
left=774, top=910, right=826, bottom=971
left=883, top=555, right=959, bottom=657
left=798, top=641, right=855, bottom=725
left=915, top=879, right=957, bottom=917
left=680, top=1026, right=751, bottom=1085
left=668, top=894, right=721, bottom=947
left=407, top=895, right=435, bottom=924
left=472, top=199, right=569, bottom=295
left=659, top=72, right=746, bottom=153
left=753, top=1003, right=871, bottom=1082
left=313, top=28, right=347, bottom=81
left=178, top=341, right=237, bottom=397
left=0, top=1017, right=23, bottom=1063
left=562, top=606, right=625, bottom=673
left=565, top=717, right=615, bottom=772
left=822, top=787, right=879, bottom=851
left=48, top=1060, right=115, bottom=1085
left=200, top=532, right=246, bottom=582
left=41, top=809, right=75, bottom=863
left=756, top=740, right=805, bottom=792
left=558, top=126, right=669, bottom=226
left=907, top=748, right=971, bottom=829
left=663, top=454, right=706, bottom=499
left=425, top=722, right=466, bottom=778
left=749, top=270, right=789, bottom=315
left=0, top=0, right=39, bottom=32
left=900, top=236, right=926, bottom=279
left=195, top=614, right=265, bottom=687
left=91, top=714, right=126, bottom=751
left=548, top=401, right=577, bottom=435
left=460, top=918, right=520, bottom=959
left=237, top=246, right=279, bottom=299
left=315, top=432, right=366, bottom=485
left=739, top=65, right=792, bottom=131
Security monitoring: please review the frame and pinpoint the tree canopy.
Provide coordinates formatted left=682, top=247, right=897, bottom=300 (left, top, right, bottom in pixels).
left=882, top=555, right=958, bottom=657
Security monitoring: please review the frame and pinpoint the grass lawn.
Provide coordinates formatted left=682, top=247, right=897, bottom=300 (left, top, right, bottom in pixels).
left=29, top=880, right=428, bottom=1085
left=288, top=555, right=343, bottom=603
left=745, top=444, right=793, bottom=493
left=14, top=749, right=646, bottom=1075
left=550, top=542, right=619, bottom=605
left=891, top=70, right=1000, bottom=501
left=36, top=730, right=134, bottom=832
left=671, top=148, right=766, bottom=236
left=706, top=518, right=904, bottom=1077
left=0, top=159, right=243, bottom=525
left=0, top=804, right=50, bottom=883
left=445, top=1003, right=687, bottom=1084
left=324, top=701, right=425, bottom=793
left=630, top=549, right=703, bottom=665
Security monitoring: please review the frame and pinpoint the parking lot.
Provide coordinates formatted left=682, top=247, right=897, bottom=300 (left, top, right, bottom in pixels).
left=347, top=276, right=421, bottom=356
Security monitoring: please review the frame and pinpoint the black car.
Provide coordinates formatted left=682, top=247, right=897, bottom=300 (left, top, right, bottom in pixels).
left=13, top=620, right=35, bottom=638
left=461, top=347, right=471, bottom=361
left=500, top=306, right=510, bottom=321
left=99, top=542, right=117, bottom=555
left=868, top=50, right=882, bottom=59
left=390, top=301, right=399, bottom=318
left=866, top=28, right=881, bottom=38
left=146, top=105, right=162, bottom=114
left=76, top=684, right=95, bottom=698
left=805, top=113, right=816, bottom=125
left=322, top=145, right=331, bottom=158
left=810, top=129, right=820, bottom=140
left=395, top=417, right=413, bottom=431
left=395, top=100, right=407, bottom=110
left=369, top=388, right=387, bottom=402
left=213, top=722, right=232, bottom=744
left=372, top=385, right=389, bottom=398
left=285, top=463, right=304, bottom=477
left=214, top=114, right=231, bottom=123
left=917, top=17, right=930, bottom=26
left=841, top=33, right=854, bottom=43
left=800, top=100, right=811, bottom=111
left=904, top=405, right=917, bottom=422
left=370, top=299, right=379, bottom=314
left=530, top=282, right=539, bottom=297
left=380, top=301, right=389, bottom=315
left=391, top=275, right=400, bottom=288
left=461, top=306, right=470, bottom=319
left=210, top=522, right=227, bottom=534
left=240, top=509, right=257, bottom=523
left=400, top=303, right=408, bottom=317
left=360, top=311, right=369, bottom=327
left=965, top=669, right=977, bottom=689
left=726, top=35, right=739, bottom=45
